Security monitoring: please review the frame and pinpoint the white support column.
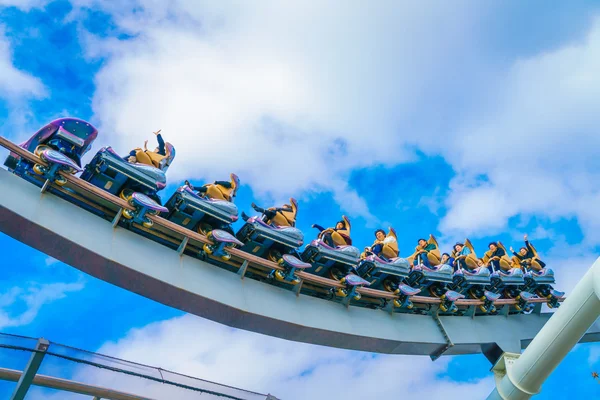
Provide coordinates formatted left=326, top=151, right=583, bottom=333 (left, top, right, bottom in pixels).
left=488, top=257, right=600, bottom=399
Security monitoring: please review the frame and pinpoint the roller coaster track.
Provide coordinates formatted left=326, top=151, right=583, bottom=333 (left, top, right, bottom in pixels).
left=1, top=137, right=599, bottom=361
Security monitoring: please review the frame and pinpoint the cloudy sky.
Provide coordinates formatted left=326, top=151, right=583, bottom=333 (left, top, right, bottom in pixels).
left=1, top=0, right=600, bottom=398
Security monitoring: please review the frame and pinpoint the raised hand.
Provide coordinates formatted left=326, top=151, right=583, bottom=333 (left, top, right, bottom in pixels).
left=510, top=246, right=514, bottom=252
left=524, top=234, right=528, bottom=241
left=153, top=129, right=162, bottom=136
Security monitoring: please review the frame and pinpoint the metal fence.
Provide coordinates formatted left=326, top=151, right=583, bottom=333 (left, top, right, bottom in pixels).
left=0, top=332, right=279, bottom=400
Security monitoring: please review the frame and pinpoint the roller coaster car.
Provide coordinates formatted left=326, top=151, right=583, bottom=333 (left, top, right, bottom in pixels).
left=488, top=267, right=525, bottom=294
left=522, top=268, right=565, bottom=309
left=301, top=239, right=361, bottom=281
left=356, top=255, right=420, bottom=309
left=407, top=234, right=442, bottom=267
left=236, top=204, right=307, bottom=284
left=5, top=118, right=98, bottom=187
left=451, top=267, right=499, bottom=313
left=81, top=144, right=174, bottom=202
left=488, top=268, right=536, bottom=311
left=447, top=239, right=498, bottom=313
left=406, top=264, right=463, bottom=313
left=162, top=184, right=239, bottom=235
left=81, top=145, right=174, bottom=228
left=202, top=229, right=244, bottom=262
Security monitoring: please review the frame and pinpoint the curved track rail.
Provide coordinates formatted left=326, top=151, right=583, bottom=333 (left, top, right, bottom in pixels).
left=1, top=137, right=599, bottom=361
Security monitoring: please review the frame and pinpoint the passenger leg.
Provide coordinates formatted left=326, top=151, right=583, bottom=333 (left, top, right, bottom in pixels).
left=453, top=259, right=462, bottom=272
left=123, top=149, right=137, bottom=161
left=413, top=253, right=431, bottom=267
left=322, top=232, right=335, bottom=247
left=371, top=243, right=383, bottom=257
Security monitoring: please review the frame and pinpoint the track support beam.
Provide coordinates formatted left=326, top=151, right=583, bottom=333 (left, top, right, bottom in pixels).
left=430, top=313, right=453, bottom=361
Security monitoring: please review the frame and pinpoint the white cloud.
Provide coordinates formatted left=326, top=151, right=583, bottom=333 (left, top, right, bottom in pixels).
left=39, top=314, right=493, bottom=400
left=0, top=281, right=84, bottom=329
left=0, top=27, right=45, bottom=99
left=589, top=344, right=600, bottom=365
left=439, top=17, right=600, bottom=243
left=65, top=1, right=489, bottom=222
left=73, top=2, right=600, bottom=241
left=44, top=256, right=60, bottom=266
left=0, top=0, right=49, bottom=11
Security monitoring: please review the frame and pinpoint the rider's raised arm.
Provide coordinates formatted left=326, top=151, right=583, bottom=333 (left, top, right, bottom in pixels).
left=524, top=240, right=536, bottom=255
left=156, top=133, right=166, bottom=156
left=312, top=224, right=326, bottom=232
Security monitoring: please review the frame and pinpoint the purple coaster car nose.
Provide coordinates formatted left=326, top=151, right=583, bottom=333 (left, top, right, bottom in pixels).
left=131, top=193, right=168, bottom=213
left=42, top=149, right=82, bottom=172
left=282, top=254, right=311, bottom=269
left=211, top=229, right=244, bottom=247
left=344, top=274, right=370, bottom=287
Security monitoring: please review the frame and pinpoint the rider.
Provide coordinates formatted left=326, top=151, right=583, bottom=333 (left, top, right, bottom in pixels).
left=185, top=173, right=239, bottom=202
left=251, top=198, right=298, bottom=227
left=510, top=234, right=546, bottom=272
left=412, top=238, right=438, bottom=267
left=451, top=242, right=475, bottom=271
left=364, top=228, right=399, bottom=260
left=482, top=242, right=511, bottom=272
left=440, top=253, right=453, bottom=266
left=312, top=216, right=352, bottom=247
left=124, top=129, right=168, bottom=168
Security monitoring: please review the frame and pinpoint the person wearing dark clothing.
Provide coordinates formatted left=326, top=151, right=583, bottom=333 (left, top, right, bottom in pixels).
left=510, top=234, right=547, bottom=271
left=451, top=241, right=479, bottom=272
left=251, top=198, right=298, bottom=227
left=185, top=173, right=240, bottom=202
left=440, top=253, right=453, bottom=266
left=482, top=242, right=511, bottom=272
left=312, top=216, right=352, bottom=248
left=411, top=238, right=438, bottom=267
left=362, top=228, right=398, bottom=260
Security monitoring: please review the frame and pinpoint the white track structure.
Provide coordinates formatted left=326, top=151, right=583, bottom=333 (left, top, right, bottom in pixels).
left=488, top=257, right=600, bottom=399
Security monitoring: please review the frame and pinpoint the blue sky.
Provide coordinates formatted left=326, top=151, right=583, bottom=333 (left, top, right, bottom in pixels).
left=1, top=1, right=600, bottom=398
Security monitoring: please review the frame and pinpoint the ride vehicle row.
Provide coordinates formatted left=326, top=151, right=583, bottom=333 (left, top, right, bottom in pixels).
left=3, top=118, right=563, bottom=314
